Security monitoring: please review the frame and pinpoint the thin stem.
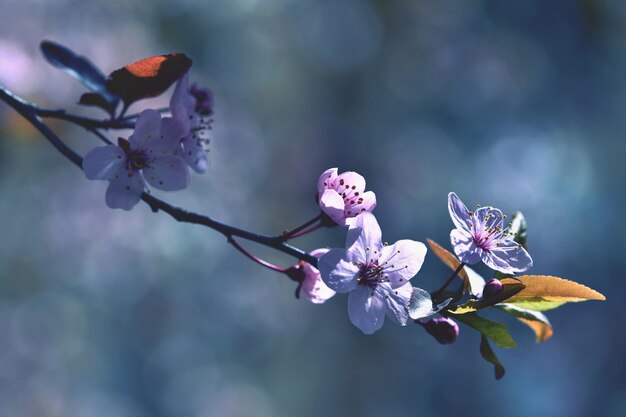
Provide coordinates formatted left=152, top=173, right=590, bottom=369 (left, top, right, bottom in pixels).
left=227, top=237, right=287, bottom=273
left=279, top=213, right=323, bottom=241
left=289, top=222, right=323, bottom=239
left=431, top=262, right=465, bottom=299
left=0, top=84, right=318, bottom=267
left=86, top=127, right=113, bottom=145
left=35, top=108, right=134, bottom=130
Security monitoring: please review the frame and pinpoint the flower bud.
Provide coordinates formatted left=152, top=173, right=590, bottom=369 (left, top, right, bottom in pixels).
left=482, top=278, right=504, bottom=298
left=422, top=317, right=459, bottom=344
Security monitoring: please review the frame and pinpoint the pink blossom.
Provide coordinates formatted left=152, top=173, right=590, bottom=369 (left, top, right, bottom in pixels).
left=82, top=109, right=189, bottom=210
left=170, top=72, right=213, bottom=173
left=318, top=213, right=427, bottom=334
left=317, top=168, right=376, bottom=226
left=300, top=248, right=336, bottom=304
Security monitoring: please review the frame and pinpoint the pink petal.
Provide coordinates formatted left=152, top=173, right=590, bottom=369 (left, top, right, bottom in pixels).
left=301, top=260, right=336, bottom=304
left=448, top=192, right=472, bottom=232
left=347, top=285, right=385, bottom=335
left=105, top=170, right=145, bottom=210
left=317, top=167, right=338, bottom=196
left=143, top=155, right=189, bottom=191
left=378, top=239, right=427, bottom=288
left=334, top=171, right=366, bottom=194
left=83, top=145, right=125, bottom=180
left=161, top=116, right=189, bottom=143
left=318, top=248, right=359, bottom=293
left=319, top=189, right=345, bottom=224
left=483, top=243, right=533, bottom=274
left=345, top=213, right=383, bottom=264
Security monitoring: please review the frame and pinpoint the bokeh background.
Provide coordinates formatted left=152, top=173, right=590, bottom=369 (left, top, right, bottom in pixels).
left=0, top=0, right=622, bottom=416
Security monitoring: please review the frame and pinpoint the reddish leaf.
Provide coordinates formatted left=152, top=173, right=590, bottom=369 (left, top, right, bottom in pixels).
left=106, top=53, right=192, bottom=106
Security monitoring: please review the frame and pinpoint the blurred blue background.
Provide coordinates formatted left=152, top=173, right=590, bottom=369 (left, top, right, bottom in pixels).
left=0, top=0, right=622, bottom=416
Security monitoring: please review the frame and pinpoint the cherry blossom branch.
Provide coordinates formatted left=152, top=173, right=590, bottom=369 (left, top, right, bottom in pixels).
left=0, top=84, right=318, bottom=267
left=34, top=107, right=134, bottom=129
left=227, top=236, right=288, bottom=273
left=278, top=213, right=323, bottom=241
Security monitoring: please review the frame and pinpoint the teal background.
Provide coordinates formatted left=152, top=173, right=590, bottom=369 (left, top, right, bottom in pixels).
left=0, top=1, right=621, bottom=416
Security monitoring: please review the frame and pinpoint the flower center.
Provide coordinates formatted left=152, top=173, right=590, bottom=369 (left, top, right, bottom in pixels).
left=321, top=176, right=368, bottom=217
left=469, top=210, right=514, bottom=251
left=118, top=137, right=154, bottom=171
left=357, top=261, right=384, bottom=290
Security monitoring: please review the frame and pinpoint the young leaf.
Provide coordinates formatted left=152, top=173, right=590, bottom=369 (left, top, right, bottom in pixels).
left=480, top=335, right=505, bottom=380
left=503, top=275, right=605, bottom=311
left=106, top=53, right=192, bottom=108
left=427, top=239, right=470, bottom=293
left=447, top=278, right=526, bottom=314
left=496, top=303, right=553, bottom=342
left=509, top=211, right=527, bottom=249
left=40, top=40, right=118, bottom=106
left=453, top=313, right=517, bottom=348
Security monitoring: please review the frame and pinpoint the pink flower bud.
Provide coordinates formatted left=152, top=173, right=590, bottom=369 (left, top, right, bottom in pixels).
left=482, top=278, right=504, bottom=298
left=422, top=317, right=459, bottom=344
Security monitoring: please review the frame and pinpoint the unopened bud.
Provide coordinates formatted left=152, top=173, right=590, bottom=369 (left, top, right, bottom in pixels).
left=422, top=317, right=459, bottom=344
left=482, top=278, right=504, bottom=298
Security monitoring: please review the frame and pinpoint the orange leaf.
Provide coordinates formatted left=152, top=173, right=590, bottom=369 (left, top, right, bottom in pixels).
left=504, top=275, right=605, bottom=311
left=106, top=53, right=192, bottom=106
left=427, top=239, right=469, bottom=293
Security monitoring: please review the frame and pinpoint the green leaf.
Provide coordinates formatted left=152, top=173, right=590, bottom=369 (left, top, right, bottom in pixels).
left=504, top=275, right=605, bottom=311
left=496, top=303, right=553, bottom=342
left=453, top=313, right=517, bottom=348
left=447, top=278, right=526, bottom=314
left=480, top=336, right=505, bottom=380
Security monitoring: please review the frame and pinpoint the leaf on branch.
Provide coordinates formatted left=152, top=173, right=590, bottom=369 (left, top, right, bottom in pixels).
left=453, top=313, right=517, bottom=348
left=79, top=92, right=117, bottom=115
left=40, top=40, right=119, bottom=109
left=503, top=275, right=605, bottom=311
left=106, top=53, right=192, bottom=107
left=495, top=303, right=553, bottom=342
left=480, top=336, right=506, bottom=380
left=447, top=278, right=526, bottom=314
left=427, top=239, right=470, bottom=294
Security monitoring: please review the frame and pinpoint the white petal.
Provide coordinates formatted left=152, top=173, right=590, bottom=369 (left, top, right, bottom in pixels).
left=378, top=240, right=427, bottom=288
left=130, top=109, right=161, bottom=150
left=317, top=248, right=359, bottom=293
left=409, top=287, right=452, bottom=320
left=170, top=72, right=195, bottom=117
left=83, top=145, right=125, bottom=180
left=143, top=155, right=189, bottom=191
left=182, top=135, right=209, bottom=174
left=450, top=228, right=482, bottom=264
left=378, top=282, right=413, bottom=326
left=345, top=213, right=383, bottom=264
left=104, top=170, right=145, bottom=210
left=465, top=265, right=487, bottom=297
left=448, top=192, right=472, bottom=232
left=348, top=285, right=385, bottom=335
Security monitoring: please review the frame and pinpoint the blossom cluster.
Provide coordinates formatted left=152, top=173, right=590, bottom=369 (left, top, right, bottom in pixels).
left=83, top=73, right=214, bottom=210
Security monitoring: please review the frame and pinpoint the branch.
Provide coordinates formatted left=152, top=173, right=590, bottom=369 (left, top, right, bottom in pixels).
left=0, top=84, right=318, bottom=267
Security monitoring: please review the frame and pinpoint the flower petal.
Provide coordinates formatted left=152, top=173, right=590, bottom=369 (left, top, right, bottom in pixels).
left=335, top=171, right=366, bottom=194
left=319, top=189, right=345, bottom=224
left=465, top=265, right=487, bottom=297
left=378, top=240, right=427, bottom=288
left=182, top=135, right=209, bottom=174
left=105, top=170, right=145, bottom=210
left=345, top=213, right=383, bottom=263
left=130, top=109, right=161, bottom=150
left=318, top=248, right=359, bottom=293
left=143, top=155, right=189, bottom=191
left=448, top=192, right=472, bottom=232
left=348, top=285, right=385, bottom=335
left=317, top=167, right=338, bottom=196
left=161, top=116, right=189, bottom=143
left=301, top=248, right=335, bottom=304
left=450, top=228, right=482, bottom=265
left=378, top=282, right=413, bottom=326
left=482, top=241, right=533, bottom=274
left=170, top=72, right=195, bottom=118
left=83, top=145, right=125, bottom=180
